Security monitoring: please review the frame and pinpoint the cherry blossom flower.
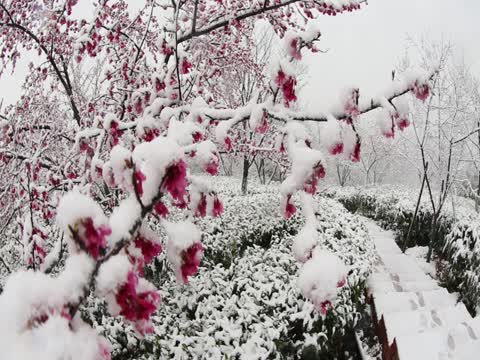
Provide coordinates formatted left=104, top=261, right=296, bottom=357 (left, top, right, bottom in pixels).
left=412, top=80, right=431, bottom=101
left=303, top=162, right=326, bottom=195
left=153, top=201, right=169, bottom=218
left=212, top=196, right=224, bottom=217
left=276, top=70, right=297, bottom=107
left=330, top=142, right=344, bottom=155
left=224, top=137, right=233, bottom=151
left=284, top=194, right=297, bottom=219
left=205, top=157, right=219, bottom=175
left=75, top=218, right=111, bottom=259
left=162, top=160, right=188, bottom=202
left=134, top=170, right=147, bottom=197
left=195, top=194, right=207, bottom=217
left=115, top=272, right=160, bottom=335
left=180, top=58, right=193, bottom=74
left=180, top=243, right=204, bottom=284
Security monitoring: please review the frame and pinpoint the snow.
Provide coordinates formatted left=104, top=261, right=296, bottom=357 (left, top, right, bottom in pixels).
left=164, top=220, right=202, bottom=282
left=132, top=136, right=184, bottom=205
left=96, top=255, right=132, bottom=296
left=108, top=196, right=142, bottom=247
left=405, top=246, right=437, bottom=279
left=56, top=192, right=109, bottom=255
left=292, top=222, right=318, bottom=263
left=383, top=304, right=471, bottom=343
left=297, top=248, right=347, bottom=312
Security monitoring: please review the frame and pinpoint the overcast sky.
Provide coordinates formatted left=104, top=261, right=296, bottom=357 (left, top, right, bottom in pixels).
left=302, top=0, right=480, bottom=110
left=1, top=0, right=479, bottom=110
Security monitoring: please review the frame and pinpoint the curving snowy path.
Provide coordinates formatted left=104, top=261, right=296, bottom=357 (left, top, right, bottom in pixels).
left=362, top=217, right=480, bottom=360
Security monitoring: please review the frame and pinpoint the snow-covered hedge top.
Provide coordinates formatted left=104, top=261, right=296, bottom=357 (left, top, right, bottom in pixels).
left=90, top=179, right=376, bottom=359
left=323, top=185, right=478, bottom=229
left=152, top=197, right=374, bottom=359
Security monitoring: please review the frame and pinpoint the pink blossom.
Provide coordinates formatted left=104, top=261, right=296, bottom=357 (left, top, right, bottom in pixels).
left=212, top=196, right=224, bottom=217
left=393, top=112, right=410, bottom=131
left=344, top=89, right=360, bottom=118
left=162, top=160, right=188, bottom=201
left=180, top=58, right=193, bottom=74
left=337, top=278, right=346, bottom=288
left=153, top=201, right=169, bottom=218
left=284, top=194, right=297, bottom=219
left=205, top=157, right=219, bottom=175
left=134, top=98, right=143, bottom=114
left=134, top=170, right=146, bottom=196
left=115, top=272, right=160, bottom=335
left=133, top=233, right=162, bottom=264
left=330, top=142, right=344, bottom=155
left=412, top=80, right=431, bottom=101
left=192, top=131, right=203, bottom=143
left=276, top=70, right=297, bottom=107
left=383, top=117, right=395, bottom=138
left=289, top=37, right=302, bottom=60
left=303, top=162, right=326, bottom=195
left=143, top=128, right=160, bottom=142
left=180, top=242, right=204, bottom=284
left=79, top=217, right=111, bottom=259
left=109, top=121, right=123, bottom=145
left=155, top=78, right=166, bottom=92
left=255, top=111, right=270, bottom=134
left=224, top=136, right=233, bottom=151
left=195, top=194, right=207, bottom=217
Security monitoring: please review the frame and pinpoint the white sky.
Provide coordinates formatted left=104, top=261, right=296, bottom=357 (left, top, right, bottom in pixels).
left=1, top=0, right=479, bottom=110
left=302, top=0, right=480, bottom=110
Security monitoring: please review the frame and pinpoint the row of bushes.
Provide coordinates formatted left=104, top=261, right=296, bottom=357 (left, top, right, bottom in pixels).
left=86, top=178, right=376, bottom=359
left=323, top=185, right=480, bottom=315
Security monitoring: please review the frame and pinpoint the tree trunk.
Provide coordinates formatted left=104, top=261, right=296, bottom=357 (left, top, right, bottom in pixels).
left=426, top=214, right=438, bottom=263
left=241, top=156, right=249, bottom=195
left=403, top=163, right=428, bottom=252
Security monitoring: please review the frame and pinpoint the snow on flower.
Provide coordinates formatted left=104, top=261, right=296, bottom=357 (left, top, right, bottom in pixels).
left=303, top=162, right=326, bottom=195
left=109, top=145, right=133, bottom=191
left=284, top=31, right=302, bottom=60
left=330, top=142, right=344, bottom=155
left=297, top=248, right=347, bottom=315
left=108, top=196, right=142, bottom=247
left=180, top=57, right=193, bottom=74
left=342, top=88, right=360, bottom=119
left=282, top=194, right=297, bottom=219
left=224, top=136, right=233, bottom=151
left=164, top=220, right=204, bottom=284
left=57, top=192, right=111, bottom=259
left=276, top=69, right=297, bottom=107
left=411, top=80, right=431, bottom=101
left=292, top=222, right=318, bottom=263
left=97, top=256, right=160, bottom=335
left=132, top=137, right=184, bottom=204
left=195, top=140, right=219, bottom=176
left=128, top=226, right=162, bottom=269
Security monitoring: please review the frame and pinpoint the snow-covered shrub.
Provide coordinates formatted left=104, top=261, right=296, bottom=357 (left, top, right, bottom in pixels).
left=108, top=192, right=374, bottom=359
left=324, top=186, right=455, bottom=250
left=441, top=220, right=480, bottom=315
